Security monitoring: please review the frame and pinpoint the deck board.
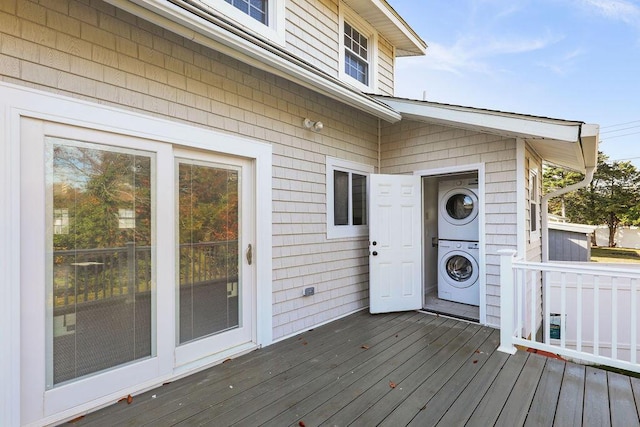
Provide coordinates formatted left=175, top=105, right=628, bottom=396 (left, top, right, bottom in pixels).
left=524, top=357, right=566, bottom=427
left=608, top=372, right=640, bottom=427
left=553, top=362, right=586, bottom=427
left=75, top=311, right=640, bottom=427
left=583, top=366, right=611, bottom=427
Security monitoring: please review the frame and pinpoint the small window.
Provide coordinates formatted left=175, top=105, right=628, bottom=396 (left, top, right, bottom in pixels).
left=118, top=208, right=136, bottom=229
left=327, top=157, right=373, bottom=239
left=224, top=0, right=267, bottom=24
left=53, top=208, right=69, bottom=235
left=529, top=169, right=540, bottom=240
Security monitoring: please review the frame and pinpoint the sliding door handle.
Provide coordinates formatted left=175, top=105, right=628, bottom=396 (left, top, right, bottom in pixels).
left=246, top=243, right=253, bottom=265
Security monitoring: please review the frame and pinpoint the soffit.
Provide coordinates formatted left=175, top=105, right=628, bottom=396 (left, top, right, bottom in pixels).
left=342, top=0, right=427, bottom=56
left=374, top=96, right=597, bottom=173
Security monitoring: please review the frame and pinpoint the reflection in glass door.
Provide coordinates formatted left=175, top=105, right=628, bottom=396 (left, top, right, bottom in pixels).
left=47, top=138, right=155, bottom=388
left=178, top=161, right=240, bottom=344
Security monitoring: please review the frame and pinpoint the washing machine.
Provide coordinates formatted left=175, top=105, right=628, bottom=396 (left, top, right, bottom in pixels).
left=438, top=240, right=480, bottom=306
left=438, top=178, right=479, bottom=241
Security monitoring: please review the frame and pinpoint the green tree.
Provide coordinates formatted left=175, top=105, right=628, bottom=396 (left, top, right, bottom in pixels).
left=544, top=152, right=640, bottom=247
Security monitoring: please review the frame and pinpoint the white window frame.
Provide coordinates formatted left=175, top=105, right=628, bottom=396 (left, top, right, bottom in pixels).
left=529, top=168, right=540, bottom=241
left=326, top=157, right=373, bottom=239
left=196, top=0, right=285, bottom=45
left=339, top=5, right=378, bottom=92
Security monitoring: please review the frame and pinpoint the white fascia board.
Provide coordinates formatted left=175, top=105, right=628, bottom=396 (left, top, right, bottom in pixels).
left=580, top=124, right=600, bottom=169
left=106, top=0, right=402, bottom=123
left=376, top=97, right=581, bottom=141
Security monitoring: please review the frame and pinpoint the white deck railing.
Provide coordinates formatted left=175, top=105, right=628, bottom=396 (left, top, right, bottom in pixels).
left=498, top=249, right=640, bottom=374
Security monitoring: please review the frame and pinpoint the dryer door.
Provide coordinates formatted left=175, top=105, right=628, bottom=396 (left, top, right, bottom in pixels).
left=440, top=188, right=478, bottom=227
left=440, top=250, right=479, bottom=289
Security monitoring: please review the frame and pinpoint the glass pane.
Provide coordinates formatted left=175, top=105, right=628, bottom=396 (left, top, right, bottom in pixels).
left=446, top=194, right=474, bottom=220
left=226, top=0, right=267, bottom=24
left=352, top=173, right=367, bottom=226
left=178, top=162, right=240, bottom=344
left=333, top=170, right=349, bottom=226
left=48, top=139, right=153, bottom=387
left=446, top=256, right=473, bottom=282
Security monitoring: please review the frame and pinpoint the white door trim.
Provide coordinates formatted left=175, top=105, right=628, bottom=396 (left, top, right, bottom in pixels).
left=413, top=164, right=486, bottom=325
left=0, top=82, right=272, bottom=427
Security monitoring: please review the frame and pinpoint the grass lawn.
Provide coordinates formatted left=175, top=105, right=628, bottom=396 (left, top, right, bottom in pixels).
left=591, top=246, right=640, bottom=263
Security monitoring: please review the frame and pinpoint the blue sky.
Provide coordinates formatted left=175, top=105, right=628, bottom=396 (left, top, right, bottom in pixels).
left=388, top=0, right=640, bottom=167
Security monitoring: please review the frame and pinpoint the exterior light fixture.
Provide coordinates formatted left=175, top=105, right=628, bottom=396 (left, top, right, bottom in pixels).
left=303, top=118, right=324, bottom=132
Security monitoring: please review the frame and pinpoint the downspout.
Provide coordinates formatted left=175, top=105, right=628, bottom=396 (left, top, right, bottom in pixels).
left=377, top=118, right=381, bottom=173
left=541, top=166, right=596, bottom=262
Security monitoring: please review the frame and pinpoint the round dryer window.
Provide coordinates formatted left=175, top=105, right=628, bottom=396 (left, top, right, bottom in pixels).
left=446, top=194, right=474, bottom=220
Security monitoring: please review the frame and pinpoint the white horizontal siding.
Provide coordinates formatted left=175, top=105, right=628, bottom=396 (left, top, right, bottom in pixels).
left=380, top=121, right=518, bottom=327
left=285, top=0, right=339, bottom=76
left=377, top=35, right=394, bottom=95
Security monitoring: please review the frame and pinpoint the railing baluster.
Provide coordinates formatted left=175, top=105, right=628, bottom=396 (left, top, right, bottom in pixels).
left=612, top=278, right=618, bottom=360
left=594, top=275, right=599, bottom=357
left=631, top=278, right=637, bottom=364
left=517, top=268, right=523, bottom=339
left=530, top=269, right=536, bottom=343
left=577, top=274, right=583, bottom=353
left=544, top=271, right=550, bottom=345
left=560, top=272, right=566, bottom=349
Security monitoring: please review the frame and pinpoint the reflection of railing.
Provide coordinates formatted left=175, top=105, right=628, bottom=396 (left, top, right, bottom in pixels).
left=53, top=241, right=238, bottom=312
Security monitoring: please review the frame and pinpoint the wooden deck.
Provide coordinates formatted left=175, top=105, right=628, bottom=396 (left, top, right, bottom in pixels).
left=75, top=311, right=640, bottom=426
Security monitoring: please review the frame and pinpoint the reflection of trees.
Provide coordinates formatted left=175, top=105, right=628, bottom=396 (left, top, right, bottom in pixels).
left=51, top=143, right=153, bottom=309
left=179, top=163, right=239, bottom=288
left=53, top=144, right=152, bottom=251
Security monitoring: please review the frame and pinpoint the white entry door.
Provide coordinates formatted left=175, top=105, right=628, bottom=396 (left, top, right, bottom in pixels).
left=369, top=174, right=422, bottom=313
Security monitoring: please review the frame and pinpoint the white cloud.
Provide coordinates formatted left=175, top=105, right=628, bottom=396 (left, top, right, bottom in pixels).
left=577, top=0, right=640, bottom=26
left=536, top=47, right=587, bottom=75
left=397, top=33, right=563, bottom=76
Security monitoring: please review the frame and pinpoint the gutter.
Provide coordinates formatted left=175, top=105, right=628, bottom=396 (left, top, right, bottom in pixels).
left=541, top=165, right=596, bottom=262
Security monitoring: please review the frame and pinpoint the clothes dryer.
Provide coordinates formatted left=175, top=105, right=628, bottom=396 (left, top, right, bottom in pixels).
left=438, top=178, right=479, bottom=241
left=437, top=240, right=480, bottom=306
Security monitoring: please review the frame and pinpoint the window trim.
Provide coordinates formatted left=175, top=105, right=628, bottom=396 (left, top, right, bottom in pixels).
left=326, top=157, right=373, bottom=239
left=195, top=0, right=285, bottom=45
left=339, top=5, right=378, bottom=92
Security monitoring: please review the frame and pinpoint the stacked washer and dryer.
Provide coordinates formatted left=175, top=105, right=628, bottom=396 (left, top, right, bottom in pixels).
left=437, top=177, right=480, bottom=306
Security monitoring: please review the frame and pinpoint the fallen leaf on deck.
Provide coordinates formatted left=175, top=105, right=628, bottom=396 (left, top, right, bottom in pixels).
left=361, top=345, right=370, bottom=350
left=389, top=381, right=396, bottom=389
left=67, top=415, right=85, bottom=423
left=475, top=349, right=480, bottom=353
left=127, top=394, right=133, bottom=404
left=472, top=360, right=478, bottom=364
left=299, top=421, right=306, bottom=427
left=223, top=358, right=232, bottom=363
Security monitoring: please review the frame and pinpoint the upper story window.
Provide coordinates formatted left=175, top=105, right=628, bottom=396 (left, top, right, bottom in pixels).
left=327, top=157, right=373, bottom=239
left=340, top=7, right=377, bottom=92
left=224, top=0, right=267, bottom=24
left=197, top=0, right=285, bottom=45
left=344, top=22, right=368, bottom=85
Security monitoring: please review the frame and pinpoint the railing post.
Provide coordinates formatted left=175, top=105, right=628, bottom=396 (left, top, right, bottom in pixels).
left=498, top=249, right=518, bottom=355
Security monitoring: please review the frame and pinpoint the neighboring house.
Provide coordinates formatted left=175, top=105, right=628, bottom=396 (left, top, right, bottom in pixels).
left=0, top=0, right=598, bottom=425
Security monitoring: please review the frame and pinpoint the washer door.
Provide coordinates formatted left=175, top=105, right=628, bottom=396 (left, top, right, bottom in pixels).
left=440, top=188, right=478, bottom=226
left=440, top=250, right=479, bottom=289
